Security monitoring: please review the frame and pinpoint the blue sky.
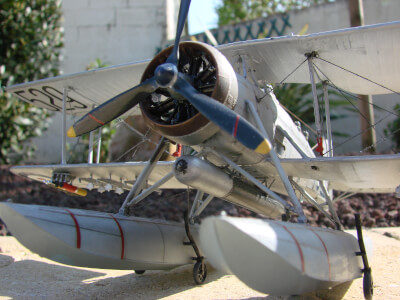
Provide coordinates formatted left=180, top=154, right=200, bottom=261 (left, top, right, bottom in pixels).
left=188, top=0, right=220, bottom=35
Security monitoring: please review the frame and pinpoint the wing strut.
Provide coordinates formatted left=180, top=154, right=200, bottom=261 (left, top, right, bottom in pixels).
left=289, top=179, right=334, bottom=222
left=96, top=128, right=102, bottom=163
left=125, top=171, right=174, bottom=207
left=88, top=130, right=94, bottom=163
left=188, top=191, right=214, bottom=223
left=276, top=125, right=309, bottom=158
left=61, top=88, right=69, bottom=164
left=319, top=180, right=343, bottom=230
left=307, top=53, right=324, bottom=156
left=289, top=178, right=343, bottom=230
left=245, top=100, right=306, bottom=223
left=323, top=82, right=334, bottom=157
left=208, top=149, right=294, bottom=213
left=119, top=137, right=169, bottom=215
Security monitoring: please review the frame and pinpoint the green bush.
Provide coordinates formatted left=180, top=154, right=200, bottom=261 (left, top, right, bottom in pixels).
left=0, top=0, right=63, bottom=163
left=216, top=0, right=335, bottom=26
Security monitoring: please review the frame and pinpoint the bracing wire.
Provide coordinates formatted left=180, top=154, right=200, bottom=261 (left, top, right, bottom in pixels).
left=312, top=63, right=372, bottom=125
left=317, top=57, right=400, bottom=96
left=275, top=57, right=320, bottom=136
left=277, top=57, right=309, bottom=86
left=323, top=83, right=400, bottom=119
left=275, top=53, right=400, bottom=154
left=311, top=59, right=400, bottom=153
left=362, top=126, right=400, bottom=153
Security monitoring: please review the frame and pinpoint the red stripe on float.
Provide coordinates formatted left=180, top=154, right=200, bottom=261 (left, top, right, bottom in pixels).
left=64, top=209, right=81, bottom=249
left=110, top=214, right=125, bottom=259
left=281, top=225, right=305, bottom=273
left=310, top=228, right=331, bottom=280
left=88, top=113, right=105, bottom=125
left=233, top=115, right=240, bottom=137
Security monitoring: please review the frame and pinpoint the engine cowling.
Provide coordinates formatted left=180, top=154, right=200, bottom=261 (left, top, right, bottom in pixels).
left=139, top=41, right=239, bottom=146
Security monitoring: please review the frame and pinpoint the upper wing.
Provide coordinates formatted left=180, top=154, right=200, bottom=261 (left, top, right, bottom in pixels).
left=218, top=21, right=400, bottom=95
left=6, top=60, right=149, bottom=116
left=10, top=161, right=185, bottom=190
left=276, top=154, right=400, bottom=193
left=6, top=22, right=399, bottom=114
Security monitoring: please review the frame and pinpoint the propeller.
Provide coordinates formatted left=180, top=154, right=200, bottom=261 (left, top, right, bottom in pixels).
left=166, top=0, right=191, bottom=65
left=172, top=73, right=271, bottom=154
left=67, top=0, right=271, bottom=155
left=67, top=78, right=158, bottom=137
left=67, top=0, right=192, bottom=138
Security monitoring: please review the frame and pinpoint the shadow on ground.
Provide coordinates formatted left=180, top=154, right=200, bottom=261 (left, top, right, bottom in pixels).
left=0, top=253, right=226, bottom=299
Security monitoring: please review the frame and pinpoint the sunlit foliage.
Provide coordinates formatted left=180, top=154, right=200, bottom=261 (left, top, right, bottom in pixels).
left=0, top=0, right=63, bottom=163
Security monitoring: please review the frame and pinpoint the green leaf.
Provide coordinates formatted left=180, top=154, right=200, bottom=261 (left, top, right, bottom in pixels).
left=0, top=0, right=62, bottom=164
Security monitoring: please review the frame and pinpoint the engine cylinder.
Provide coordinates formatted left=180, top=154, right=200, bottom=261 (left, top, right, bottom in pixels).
left=139, top=41, right=238, bottom=145
left=173, top=156, right=286, bottom=218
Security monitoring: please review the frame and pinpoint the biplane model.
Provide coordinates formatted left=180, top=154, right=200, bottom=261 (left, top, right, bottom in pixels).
left=1, top=0, right=399, bottom=298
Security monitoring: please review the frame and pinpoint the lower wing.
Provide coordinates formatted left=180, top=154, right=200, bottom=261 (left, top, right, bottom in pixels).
left=277, top=154, right=400, bottom=193
left=10, top=154, right=400, bottom=194
left=10, top=161, right=184, bottom=191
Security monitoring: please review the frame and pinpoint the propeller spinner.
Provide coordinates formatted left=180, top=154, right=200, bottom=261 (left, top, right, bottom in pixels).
left=67, top=0, right=270, bottom=155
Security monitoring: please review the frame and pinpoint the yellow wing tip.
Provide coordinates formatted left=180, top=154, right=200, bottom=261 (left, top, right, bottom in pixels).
left=255, top=139, right=271, bottom=155
left=67, top=126, right=76, bottom=138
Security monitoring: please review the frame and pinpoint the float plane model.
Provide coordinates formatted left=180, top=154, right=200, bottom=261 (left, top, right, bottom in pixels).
left=2, top=1, right=400, bottom=299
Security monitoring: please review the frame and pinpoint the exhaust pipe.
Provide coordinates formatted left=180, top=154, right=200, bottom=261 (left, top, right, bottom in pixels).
left=174, top=156, right=285, bottom=218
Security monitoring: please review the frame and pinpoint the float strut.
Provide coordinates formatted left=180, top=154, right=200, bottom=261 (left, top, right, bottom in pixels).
left=183, top=212, right=207, bottom=285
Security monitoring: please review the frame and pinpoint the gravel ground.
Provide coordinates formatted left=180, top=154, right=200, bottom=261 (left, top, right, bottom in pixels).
left=0, top=227, right=399, bottom=299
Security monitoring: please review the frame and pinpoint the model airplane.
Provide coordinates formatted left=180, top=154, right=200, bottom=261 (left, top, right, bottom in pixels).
left=1, top=0, right=399, bottom=298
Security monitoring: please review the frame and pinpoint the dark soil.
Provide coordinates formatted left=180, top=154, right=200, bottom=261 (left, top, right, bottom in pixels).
left=0, top=165, right=399, bottom=236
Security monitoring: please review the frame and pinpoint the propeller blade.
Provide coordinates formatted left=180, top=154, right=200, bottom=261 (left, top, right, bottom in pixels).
left=67, top=78, right=158, bottom=137
left=166, top=0, right=191, bottom=65
left=172, top=75, right=271, bottom=155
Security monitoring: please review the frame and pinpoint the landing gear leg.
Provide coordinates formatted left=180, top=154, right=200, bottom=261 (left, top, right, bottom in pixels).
left=183, top=212, right=207, bottom=285
left=355, top=214, right=373, bottom=300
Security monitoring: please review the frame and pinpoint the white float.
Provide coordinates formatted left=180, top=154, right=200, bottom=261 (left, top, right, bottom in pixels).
left=0, top=202, right=198, bottom=271
left=199, top=216, right=363, bottom=295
